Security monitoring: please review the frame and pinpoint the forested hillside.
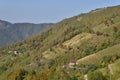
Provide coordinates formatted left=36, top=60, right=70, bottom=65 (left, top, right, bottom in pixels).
left=0, top=5, right=120, bottom=80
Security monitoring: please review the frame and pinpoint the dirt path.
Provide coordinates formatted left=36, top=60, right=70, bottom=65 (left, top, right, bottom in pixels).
left=84, top=74, right=88, bottom=80
left=108, top=64, right=113, bottom=75
left=117, top=78, right=120, bottom=80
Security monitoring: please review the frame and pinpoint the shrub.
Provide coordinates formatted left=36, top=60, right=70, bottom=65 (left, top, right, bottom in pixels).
left=96, top=31, right=103, bottom=36
left=101, top=61, right=107, bottom=67
left=103, top=34, right=109, bottom=37
left=111, top=55, right=117, bottom=62
left=113, top=26, right=118, bottom=33
left=88, top=71, right=106, bottom=80
left=85, top=64, right=98, bottom=73
left=37, top=72, right=48, bottom=80
left=99, top=42, right=109, bottom=50
left=0, top=65, right=7, bottom=75
left=71, top=75, right=78, bottom=80
left=47, top=59, right=55, bottom=69
left=113, top=31, right=120, bottom=39
left=25, top=70, right=36, bottom=80
left=103, top=56, right=111, bottom=64
left=8, top=68, right=28, bottom=80
left=103, top=17, right=109, bottom=26
left=102, top=55, right=118, bottom=64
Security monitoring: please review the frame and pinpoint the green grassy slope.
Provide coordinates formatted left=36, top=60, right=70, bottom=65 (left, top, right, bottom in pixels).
left=76, top=44, right=120, bottom=65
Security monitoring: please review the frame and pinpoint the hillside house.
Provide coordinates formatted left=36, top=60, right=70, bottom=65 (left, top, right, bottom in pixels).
left=14, top=51, right=22, bottom=55
left=69, top=59, right=76, bottom=66
left=14, top=51, right=19, bottom=55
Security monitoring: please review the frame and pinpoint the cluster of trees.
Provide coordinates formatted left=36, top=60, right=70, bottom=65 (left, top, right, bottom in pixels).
left=88, top=71, right=107, bottom=80
left=101, top=55, right=119, bottom=67
left=103, top=17, right=114, bottom=27
left=8, top=68, right=37, bottom=80
left=0, top=60, right=14, bottom=75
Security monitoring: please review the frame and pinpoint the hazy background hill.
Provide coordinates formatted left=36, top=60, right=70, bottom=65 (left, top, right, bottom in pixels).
left=0, top=20, right=53, bottom=47
left=0, top=20, right=11, bottom=29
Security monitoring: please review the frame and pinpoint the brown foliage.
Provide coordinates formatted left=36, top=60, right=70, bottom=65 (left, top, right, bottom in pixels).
left=111, top=55, right=117, bottom=62
left=103, top=18, right=109, bottom=26
left=38, top=73, right=48, bottom=80
left=96, top=31, right=103, bottom=36
left=8, top=68, right=28, bottom=80
left=103, top=34, right=109, bottom=37
left=113, top=26, right=118, bottom=32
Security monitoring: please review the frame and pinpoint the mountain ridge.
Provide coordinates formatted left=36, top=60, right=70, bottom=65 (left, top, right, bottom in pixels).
left=0, top=19, right=54, bottom=47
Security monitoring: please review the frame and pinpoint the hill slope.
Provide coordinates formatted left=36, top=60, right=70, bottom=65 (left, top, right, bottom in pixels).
left=0, top=5, right=120, bottom=80
left=0, top=20, right=11, bottom=29
left=76, top=44, right=120, bottom=65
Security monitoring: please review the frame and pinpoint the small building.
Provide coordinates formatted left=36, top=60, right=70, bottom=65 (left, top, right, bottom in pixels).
left=14, top=51, right=19, bottom=55
left=69, top=59, right=76, bottom=66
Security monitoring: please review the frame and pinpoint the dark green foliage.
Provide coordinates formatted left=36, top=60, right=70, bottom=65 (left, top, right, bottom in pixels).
left=47, top=59, right=55, bottom=69
left=97, top=41, right=110, bottom=51
left=8, top=68, right=37, bottom=80
left=113, top=26, right=118, bottom=32
left=86, top=65, right=98, bottom=73
left=103, top=56, right=111, bottom=63
left=101, top=55, right=119, bottom=66
left=88, top=71, right=106, bottom=80
left=11, top=68, right=28, bottom=80
left=96, top=31, right=103, bottom=36
left=0, top=65, right=7, bottom=75
left=113, top=31, right=120, bottom=39
left=84, top=46, right=97, bottom=56
left=71, top=75, right=78, bottom=80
